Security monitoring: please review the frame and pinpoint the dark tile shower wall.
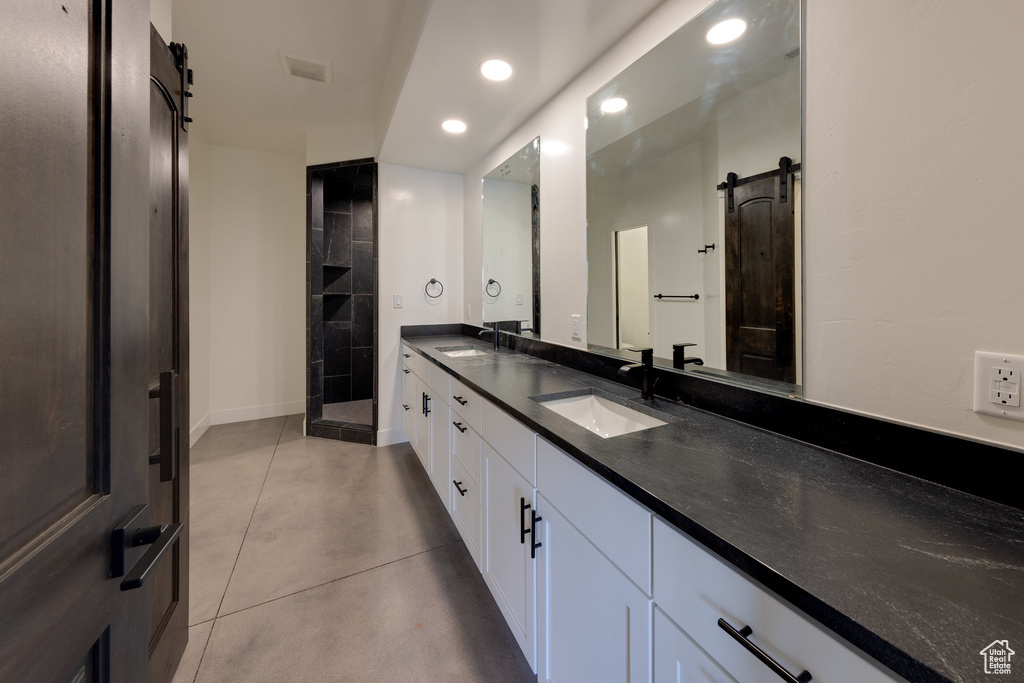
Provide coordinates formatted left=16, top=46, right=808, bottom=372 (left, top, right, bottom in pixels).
left=321, top=165, right=375, bottom=405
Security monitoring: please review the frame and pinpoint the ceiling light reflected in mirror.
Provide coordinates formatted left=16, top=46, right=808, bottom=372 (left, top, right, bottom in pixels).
left=706, top=18, right=747, bottom=44
left=600, top=97, right=628, bottom=113
left=480, top=59, right=513, bottom=81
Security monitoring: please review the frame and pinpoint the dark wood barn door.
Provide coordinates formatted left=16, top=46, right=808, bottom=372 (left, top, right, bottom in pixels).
left=147, top=25, right=191, bottom=683
left=0, top=2, right=153, bottom=681
left=724, top=164, right=797, bottom=383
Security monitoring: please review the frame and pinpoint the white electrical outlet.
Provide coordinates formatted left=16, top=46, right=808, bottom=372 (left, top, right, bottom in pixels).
left=974, top=351, right=1024, bottom=421
left=466, top=304, right=472, bottom=321
left=393, top=294, right=403, bottom=309
left=571, top=314, right=581, bottom=339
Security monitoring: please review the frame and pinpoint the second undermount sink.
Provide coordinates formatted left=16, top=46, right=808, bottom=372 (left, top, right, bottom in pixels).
left=535, top=391, right=667, bottom=439
left=437, top=345, right=491, bottom=358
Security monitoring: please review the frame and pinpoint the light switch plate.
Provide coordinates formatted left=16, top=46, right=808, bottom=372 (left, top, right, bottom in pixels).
left=393, top=294, right=403, bottom=308
left=571, top=314, right=581, bottom=339
left=974, top=351, right=1024, bottom=421
left=466, top=304, right=471, bottom=321
left=516, top=293, right=524, bottom=305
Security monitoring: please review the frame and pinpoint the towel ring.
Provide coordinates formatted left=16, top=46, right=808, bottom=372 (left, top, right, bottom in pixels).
left=485, top=279, right=501, bottom=297
left=425, top=278, right=444, bottom=299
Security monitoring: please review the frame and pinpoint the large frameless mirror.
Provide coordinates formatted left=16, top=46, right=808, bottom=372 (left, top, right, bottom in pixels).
left=586, top=0, right=801, bottom=393
left=482, top=137, right=540, bottom=335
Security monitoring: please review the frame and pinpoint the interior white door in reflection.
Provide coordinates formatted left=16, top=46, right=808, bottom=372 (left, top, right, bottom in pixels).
left=615, top=226, right=650, bottom=350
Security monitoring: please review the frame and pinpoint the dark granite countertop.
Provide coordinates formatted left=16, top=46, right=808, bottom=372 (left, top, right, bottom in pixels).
left=402, top=334, right=1024, bottom=683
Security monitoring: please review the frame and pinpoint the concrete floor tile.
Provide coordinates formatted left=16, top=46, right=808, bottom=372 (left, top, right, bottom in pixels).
left=170, top=620, right=214, bottom=683
left=190, top=417, right=287, bottom=464
left=189, top=425, right=281, bottom=624
left=195, top=542, right=534, bottom=683
left=218, top=441, right=459, bottom=615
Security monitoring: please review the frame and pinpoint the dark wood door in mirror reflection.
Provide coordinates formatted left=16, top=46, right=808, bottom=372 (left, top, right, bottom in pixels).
left=725, top=170, right=795, bottom=383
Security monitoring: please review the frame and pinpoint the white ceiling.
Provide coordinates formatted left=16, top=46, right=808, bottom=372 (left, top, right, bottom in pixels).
left=172, top=0, right=667, bottom=172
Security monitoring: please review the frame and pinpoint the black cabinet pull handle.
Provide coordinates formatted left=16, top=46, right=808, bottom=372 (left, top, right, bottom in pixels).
left=453, top=480, right=467, bottom=496
left=402, top=404, right=409, bottom=411
left=403, top=353, right=410, bottom=358
left=520, top=497, right=531, bottom=544
left=425, top=394, right=431, bottom=416
left=531, top=509, right=543, bottom=559
left=453, top=395, right=468, bottom=406
left=422, top=392, right=426, bottom=416
left=111, top=504, right=183, bottom=591
left=452, top=421, right=467, bottom=433
left=147, top=370, right=178, bottom=482
left=403, top=368, right=410, bottom=374
left=718, top=618, right=812, bottom=683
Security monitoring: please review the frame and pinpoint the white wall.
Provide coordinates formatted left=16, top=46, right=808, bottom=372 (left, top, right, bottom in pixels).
left=208, top=145, right=306, bottom=424
left=465, top=0, right=1024, bottom=451
left=151, top=0, right=172, bottom=43
left=378, top=164, right=464, bottom=446
left=189, top=132, right=212, bottom=444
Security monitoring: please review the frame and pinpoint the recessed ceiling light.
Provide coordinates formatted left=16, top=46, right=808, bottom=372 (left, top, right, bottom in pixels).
left=600, top=97, right=628, bottom=114
left=480, top=59, right=513, bottom=81
left=707, top=18, right=747, bottom=45
left=442, top=119, right=467, bottom=134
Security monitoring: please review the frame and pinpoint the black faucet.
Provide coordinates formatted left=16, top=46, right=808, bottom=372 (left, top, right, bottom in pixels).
left=672, top=343, right=704, bottom=369
left=618, top=347, right=655, bottom=400
left=479, top=322, right=504, bottom=350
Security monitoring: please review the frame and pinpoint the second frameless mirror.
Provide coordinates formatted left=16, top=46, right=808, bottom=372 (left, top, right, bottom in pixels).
left=586, top=0, right=801, bottom=393
left=482, top=137, right=540, bottom=335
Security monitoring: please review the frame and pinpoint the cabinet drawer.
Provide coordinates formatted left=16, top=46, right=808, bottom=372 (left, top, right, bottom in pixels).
left=537, top=438, right=651, bottom=594
left=653, top=518, right=902, bottom=683
left=450, top=456, right=482, bottom=567
left=451, top=414, right=480, bottom=484
left=449, top=377, right=482, bottom=434
left=654, top=607, right=734, bottom=683
left=482, top=399, right=535, bottom=485
left=428, top=362, right=450, bottom=398
left=403, top=344, right=428, bottom=379
left=402, top=362, right=415, bottom=400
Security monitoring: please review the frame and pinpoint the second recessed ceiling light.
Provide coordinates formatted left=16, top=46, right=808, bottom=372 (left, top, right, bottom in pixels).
left=480, top=59, right=513, bottom=81
left=442, top=119, right=467, bottom=133
left=600, top=97, right=628, bottom=113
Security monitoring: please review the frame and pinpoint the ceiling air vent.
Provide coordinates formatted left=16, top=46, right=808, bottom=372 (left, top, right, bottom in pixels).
left=280, top=51, right=332, bottom=85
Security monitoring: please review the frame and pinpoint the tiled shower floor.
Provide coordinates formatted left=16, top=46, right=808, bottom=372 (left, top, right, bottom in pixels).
left=172, top=415, right=534, bottom=682
left=321, top=399, right=373, bottom=427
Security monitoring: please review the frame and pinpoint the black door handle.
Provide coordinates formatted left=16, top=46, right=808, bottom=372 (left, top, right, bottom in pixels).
left=520, top=497, right=531, bottom=544
left=452, top=421, right=467, bottom=433
left=531, top=509, right=543, bottom=559
left=718, top=618, right=812, bottom=683
left=452, top=395, right=468, bottom=406
left=453, top=480, right=467, bottom=496
left=147, top=370, right=178, bottom=482
left=111, top=504, right=183, bottom=591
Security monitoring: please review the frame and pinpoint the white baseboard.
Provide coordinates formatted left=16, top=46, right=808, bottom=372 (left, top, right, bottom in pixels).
left=190, top=413, right=211, bottom=446
left=209, top=400, right=305, bottom=426
left=376, top=426, right=410, bottom=447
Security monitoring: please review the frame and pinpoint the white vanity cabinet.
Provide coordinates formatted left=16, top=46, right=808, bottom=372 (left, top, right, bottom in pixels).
left=653, top=518, right=904, bottom=683
left=481, top=400, right=538, bottom=672
left=653, top=607, right=735, bottom=683
left=535, top=438, right=652, bottom=683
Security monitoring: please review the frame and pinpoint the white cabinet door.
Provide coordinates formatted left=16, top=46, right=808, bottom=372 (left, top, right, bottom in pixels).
left=414, top=377, right=430, bottom=472
left=401, top=391, right=416, bottom=449
left=450, top=454, right=482, bottom=568
left=538, top=495, right=651, bottom=683
left=482, top=441, right=537, bottom=672
left=428, top=388, right=450, bottom=511
left=654, top=608, right=735, bottom=683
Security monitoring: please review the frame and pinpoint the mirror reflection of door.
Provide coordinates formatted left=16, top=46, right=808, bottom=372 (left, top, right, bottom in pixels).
left=724, top=167, right=796, bottom=383
left=615, top=226, right=651, bottom=350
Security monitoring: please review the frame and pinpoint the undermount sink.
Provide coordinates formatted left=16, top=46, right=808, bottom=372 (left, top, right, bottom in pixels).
left=535, top=391, right=667, bottom=439
left=437, top=345, right=491, bottom=358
